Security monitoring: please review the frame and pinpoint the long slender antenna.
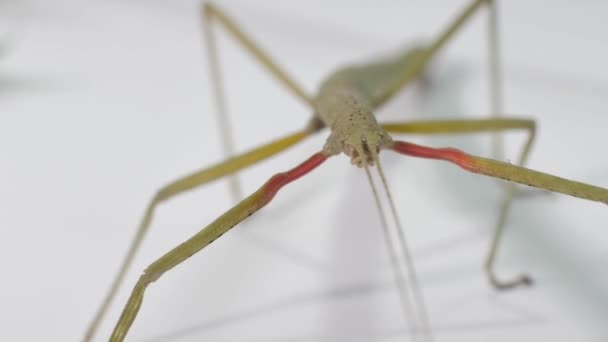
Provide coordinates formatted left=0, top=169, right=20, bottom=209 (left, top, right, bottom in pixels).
left=375, top=158, right=433, bottom=341
left=363, top=164, right=420, bottom=341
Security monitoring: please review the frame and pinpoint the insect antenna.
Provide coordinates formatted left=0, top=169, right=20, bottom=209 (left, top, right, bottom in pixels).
left=375, top=157, right=432, bottom=341
left=363, top=158, right=432, bottom=341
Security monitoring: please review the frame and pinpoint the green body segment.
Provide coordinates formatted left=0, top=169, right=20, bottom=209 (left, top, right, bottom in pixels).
left=322, top=0, right=487, bottom=109
left=313, top=0, right=489, bottom=160
left=325, top=45, right=428, bottom=108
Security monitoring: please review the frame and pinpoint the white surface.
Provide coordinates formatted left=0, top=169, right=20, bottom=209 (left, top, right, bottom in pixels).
left=1, top=1, right=608, bottom=341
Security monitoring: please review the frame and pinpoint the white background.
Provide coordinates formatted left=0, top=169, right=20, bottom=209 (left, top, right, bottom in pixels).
left=1, top=1, right=608, bottom=341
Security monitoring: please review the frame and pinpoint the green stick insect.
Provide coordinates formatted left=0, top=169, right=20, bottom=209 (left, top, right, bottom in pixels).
left=82, top=1, right=608, bottom=341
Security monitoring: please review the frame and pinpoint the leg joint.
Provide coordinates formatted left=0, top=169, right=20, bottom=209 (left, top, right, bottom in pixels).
left=140, top=270, right=159, bottom=285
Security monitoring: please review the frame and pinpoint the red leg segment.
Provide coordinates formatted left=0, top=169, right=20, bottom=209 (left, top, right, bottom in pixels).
left=391, top=140, right=478, bottom=172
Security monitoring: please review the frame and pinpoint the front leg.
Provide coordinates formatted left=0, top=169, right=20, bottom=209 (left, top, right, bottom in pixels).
left=110, top=152, right=328, bottom=341
left=383, top=117, right=536, bottom=289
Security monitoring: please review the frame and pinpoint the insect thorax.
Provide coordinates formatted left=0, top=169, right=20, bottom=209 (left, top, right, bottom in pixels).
left=315, top=76, right=392, bottom=167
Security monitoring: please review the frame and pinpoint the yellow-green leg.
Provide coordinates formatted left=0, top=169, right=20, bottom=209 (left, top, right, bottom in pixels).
left=84, top=3, right=322, bottom=340
left=202, top=2, right=314, bottom=202
left=383, top=117, right=537, bottom=289
left=373, top=0, right=507, bottom=162
left=373, top=0, right=497, bottom=106
left=389, top=139, right=608, bottom=205
left=82, top=128, right=317, bottom=342
left=110, top=151, right=328, bottom=342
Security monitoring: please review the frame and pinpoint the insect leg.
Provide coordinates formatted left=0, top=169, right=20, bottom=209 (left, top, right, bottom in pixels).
left=388, top=140, right=608, bottom=204
left=384, top=117, right=542, bottom=289
left=376, top=0, right=494, bottom=105
left=82, top=128, right=317, bottom=342
left=202, top=2, right=315, bottom=202
left=109, top=151, right=328, bottom=342
left=388, top=129, right=608, bottom=288
left=383, top=117, right=532, bottom=138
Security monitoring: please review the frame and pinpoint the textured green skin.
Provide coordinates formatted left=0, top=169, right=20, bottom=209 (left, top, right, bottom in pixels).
left=314, top=47, right=427, bottom=164
left=314, top=0, right=487, bottom=164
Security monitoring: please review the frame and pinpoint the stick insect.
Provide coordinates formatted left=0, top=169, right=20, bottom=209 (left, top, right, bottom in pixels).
left=82, top=1, right=608, bottom=341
